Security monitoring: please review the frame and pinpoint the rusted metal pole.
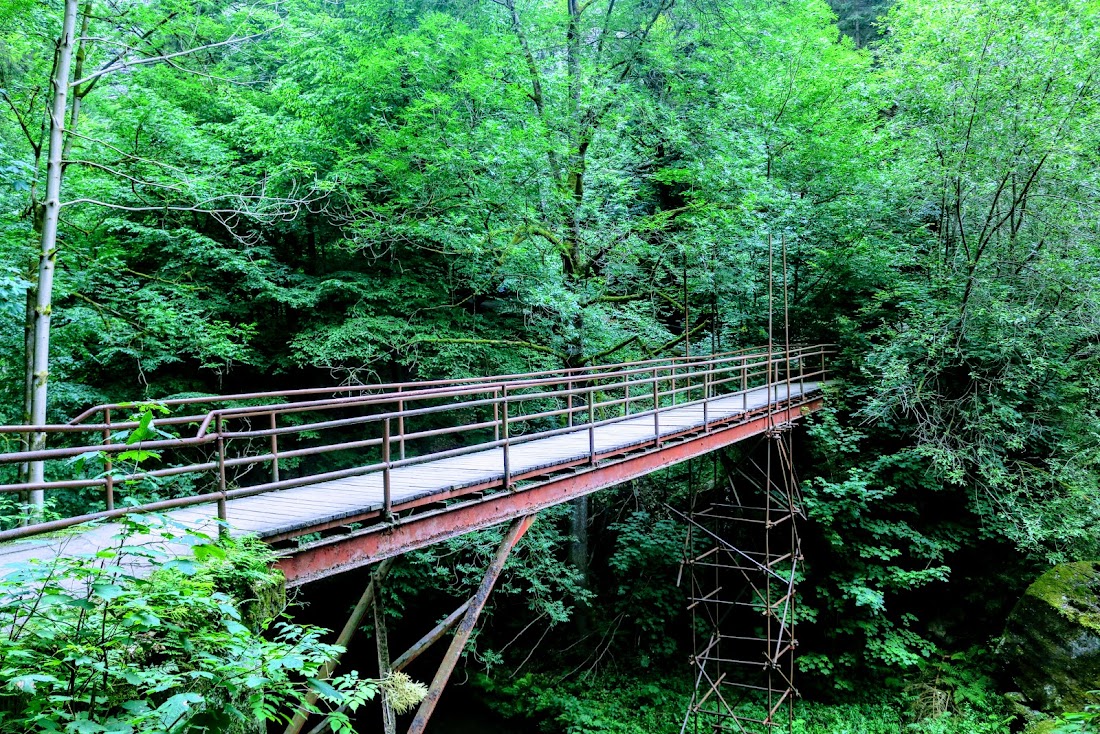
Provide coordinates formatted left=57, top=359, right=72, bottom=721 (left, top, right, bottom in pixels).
left=684, top=254, right=690, bottom=360
left=283, top=558, right=395, bottom=734
left=373, top=567, right=397, bottom=734
left=502, top=387, right=510, bottom=489
left=270, top=413, right=280, bottom=483
left=103, top=407, right=114, bottom=512
left=406, top=515, right=536, bottom=734
left=493, top=387, right=500, bottom=442
left=397, top=387, right=406, bottom=461
left=652, top=368, right=660, bottom=446
left=588, top=387, right=596, bottom=465
left=703, top=371, right=710, bottom=432
left=623, top=372, right=630, bottom=416
left=783, top=233, right=792, bottom=406
left=383, top=418, right=392, bottom=519
left=215, top=414, right=227, bottom=536
left=392, top=599, right=471, bottom=672
left=767, top=233, right=775, bottom=411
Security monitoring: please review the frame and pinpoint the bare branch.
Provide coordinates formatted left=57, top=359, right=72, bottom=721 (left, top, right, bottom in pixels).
left=63, top=130, right=187, bottom=174
left=70, top=28, right=275, bottom=88
left=62, top=159, right=185, bottom=191
left=0, top=90, right=41, bottom=155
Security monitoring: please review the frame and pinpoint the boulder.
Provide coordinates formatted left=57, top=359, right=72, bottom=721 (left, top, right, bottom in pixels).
left=1001, top=561, right=1100, bottom=713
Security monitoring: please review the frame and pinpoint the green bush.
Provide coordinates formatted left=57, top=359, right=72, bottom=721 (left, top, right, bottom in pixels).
left=0, top=514, right=377, bottom=733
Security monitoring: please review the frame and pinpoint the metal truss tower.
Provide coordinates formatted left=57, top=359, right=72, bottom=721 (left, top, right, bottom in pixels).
left=679, top=429, right=804, bottom=733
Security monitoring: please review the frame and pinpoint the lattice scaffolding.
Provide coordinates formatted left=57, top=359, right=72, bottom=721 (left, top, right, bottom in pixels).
left=678, top=425, right=804, bottom=734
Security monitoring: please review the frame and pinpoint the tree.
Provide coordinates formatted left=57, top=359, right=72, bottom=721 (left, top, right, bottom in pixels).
left=864, top=0, right=1100, bottom=558
left=3, top=0, right=302, bottom=516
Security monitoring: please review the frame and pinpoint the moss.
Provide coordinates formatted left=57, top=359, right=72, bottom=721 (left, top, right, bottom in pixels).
left=198, top=533, right=287, bottom=632
left=1002, top=561, right=1100, bottom=714
left=1025, top=561, right=1100, bottom=634
left=1023, top=720, right=1060, bottom=734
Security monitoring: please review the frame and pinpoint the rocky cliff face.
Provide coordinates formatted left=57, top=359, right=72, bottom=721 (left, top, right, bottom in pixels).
left=1001, top=561, right=1100, bottom=713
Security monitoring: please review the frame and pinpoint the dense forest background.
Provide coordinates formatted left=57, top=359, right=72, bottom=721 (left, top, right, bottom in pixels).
left=2, top=0, right=1099, bottom=730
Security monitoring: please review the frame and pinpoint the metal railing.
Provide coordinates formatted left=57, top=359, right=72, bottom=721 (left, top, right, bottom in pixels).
left=0, top=344, right=833, bottom=543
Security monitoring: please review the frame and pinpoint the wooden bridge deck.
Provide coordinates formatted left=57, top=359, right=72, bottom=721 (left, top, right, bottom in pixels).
left=0, top=381, right=821, bottom=579
left=179, top=380, right=818, bottom=535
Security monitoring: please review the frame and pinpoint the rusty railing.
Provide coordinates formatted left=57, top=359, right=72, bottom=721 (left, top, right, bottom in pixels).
left=0, top=344, right=833, bottom=543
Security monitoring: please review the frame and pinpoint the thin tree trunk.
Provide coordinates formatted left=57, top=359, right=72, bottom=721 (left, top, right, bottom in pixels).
left=27, top=0, right=79, bottom=517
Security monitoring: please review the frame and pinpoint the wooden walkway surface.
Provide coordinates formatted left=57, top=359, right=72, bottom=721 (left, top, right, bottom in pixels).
left=0, top=381, right=820, bottom=573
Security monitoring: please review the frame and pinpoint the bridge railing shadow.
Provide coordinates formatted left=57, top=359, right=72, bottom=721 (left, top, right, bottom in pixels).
left=0, top=345, right=833, bottom=543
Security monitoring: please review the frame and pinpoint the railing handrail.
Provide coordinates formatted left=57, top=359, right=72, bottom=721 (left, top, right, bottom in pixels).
left=0, top=344, right=835, bottom=544
left=0, top=345, right=834, bottom=464
left=62, top=343, right=822, bottom=426
left=4, top=344, right=830, bottom=436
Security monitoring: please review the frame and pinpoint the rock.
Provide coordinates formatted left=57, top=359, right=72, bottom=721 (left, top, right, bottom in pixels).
left=1023, top=721, right=1061, bottom=734
left=1001, top=561, right=1100, bottom=713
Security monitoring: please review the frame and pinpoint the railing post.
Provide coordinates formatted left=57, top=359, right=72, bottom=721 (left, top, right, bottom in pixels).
left=383, top=417, right=393, bottom=519
left=800, top=349, right=806, bottom=396
left=494, top=387, right=501, bottom=442
left=216, top=414, right=227, bottom=536
left=703, top=369, right=710, bottom=432
left=671, top=365, right=677, bottom=406
left=588, top=386, right=596, bottom=465
left=270, top=412, right=280, bottom=484
left=652, top=367, right=660, bottom=447
left=104, top=407, right=114, bottom=512
left=397, top=386, right=406, bottom=461
left=567, top=379, right=574, bottom=427
left=623, top=372, right=630, bottom=416
left=502, top=387, right=511, bottom=489
left=742, top=359, right=749, bottom=413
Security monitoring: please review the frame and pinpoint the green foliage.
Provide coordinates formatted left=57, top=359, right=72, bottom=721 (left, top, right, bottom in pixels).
left=471, top=671, right=691, bottom=734
left=0, top=515, right=376, bottom=733
left=1053, top=692, right=1100, bottom=734
left=604, top=510, right=687, bottom=666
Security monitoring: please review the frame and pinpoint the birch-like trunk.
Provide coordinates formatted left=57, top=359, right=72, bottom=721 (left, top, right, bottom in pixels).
left=27, top=0, right=79, bottom=517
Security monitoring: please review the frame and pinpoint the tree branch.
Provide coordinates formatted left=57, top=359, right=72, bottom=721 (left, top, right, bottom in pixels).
left=582, top=335, right=638, bottom=365
left=644, top=319, right=708, bottom=358
left=70, top=28, right=274, bottom=88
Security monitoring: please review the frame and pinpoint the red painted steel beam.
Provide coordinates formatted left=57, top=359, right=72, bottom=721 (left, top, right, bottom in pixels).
left=406, top=515, right=535, bottom=734
left=276, top=398, right=823, bottom=586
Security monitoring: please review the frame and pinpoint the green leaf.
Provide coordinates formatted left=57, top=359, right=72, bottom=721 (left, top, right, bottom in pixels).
left=91, top=584, right=126, bottom=600
left=306, top=678, right=343, bottom=702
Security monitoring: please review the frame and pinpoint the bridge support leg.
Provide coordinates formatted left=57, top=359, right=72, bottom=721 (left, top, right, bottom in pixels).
left=406, top=514, right=536, bottom=734
left=283, top=558, right=395, bottom=734
left=373, top=567, right=397, bottom=734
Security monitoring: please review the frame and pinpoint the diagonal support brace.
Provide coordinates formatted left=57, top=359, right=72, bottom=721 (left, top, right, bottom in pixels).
left=392, top=599, right=472, bottom=673
left=406, top=514, right=536, bottom=734
left=284, top=557, right=395, bottom=734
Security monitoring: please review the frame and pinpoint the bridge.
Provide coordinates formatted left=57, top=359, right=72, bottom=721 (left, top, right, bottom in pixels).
left=0, top=343, right=832, bottom=733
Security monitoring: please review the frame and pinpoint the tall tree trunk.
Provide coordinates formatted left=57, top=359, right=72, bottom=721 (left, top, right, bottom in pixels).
left=27, top=0, right=79, bottom=516
left=564, top=0, right=590, bottom=589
